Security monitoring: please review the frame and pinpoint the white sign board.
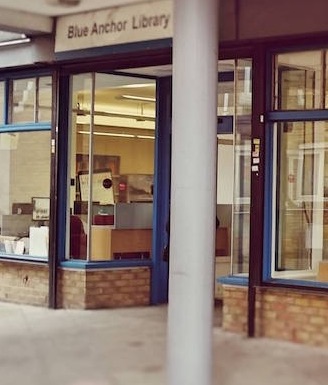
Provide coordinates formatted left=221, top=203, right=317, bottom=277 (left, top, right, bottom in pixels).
left=55, top=0, right=172, bottom=53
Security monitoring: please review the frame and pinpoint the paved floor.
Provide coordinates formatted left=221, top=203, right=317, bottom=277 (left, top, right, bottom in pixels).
left=0, top=302, right=328, bottom=385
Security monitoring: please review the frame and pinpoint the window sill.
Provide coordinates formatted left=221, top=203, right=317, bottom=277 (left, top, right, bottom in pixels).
left=218, top=275, right=248, bottom=286
left=0, top=254, right=48, bottom=264
left=60, top=258, right=153, bottom=269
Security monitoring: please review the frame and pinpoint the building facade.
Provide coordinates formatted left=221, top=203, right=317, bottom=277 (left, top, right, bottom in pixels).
left=0, top=0, right=328, bottom=347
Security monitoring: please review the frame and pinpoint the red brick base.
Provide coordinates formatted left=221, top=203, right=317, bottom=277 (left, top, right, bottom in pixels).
left=57, top=267, right=151, bottom=309
left=0, top=260, right=151, bottom=309
left=222, top=285, right=328, bottom=347
left=0, top=260, right=48, bottom=306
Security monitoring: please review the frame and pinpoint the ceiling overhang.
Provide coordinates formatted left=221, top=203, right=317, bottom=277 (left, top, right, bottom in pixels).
left=0, top=7, right=53, bottom=35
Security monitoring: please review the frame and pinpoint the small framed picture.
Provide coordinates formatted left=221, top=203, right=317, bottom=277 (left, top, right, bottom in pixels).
left=32, top=197, right=50, bottom=221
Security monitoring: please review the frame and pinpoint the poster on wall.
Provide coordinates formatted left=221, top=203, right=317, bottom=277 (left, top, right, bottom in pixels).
left=78, top=170, right=115, bottom=205
left=76, top=154, right=120, bottom=203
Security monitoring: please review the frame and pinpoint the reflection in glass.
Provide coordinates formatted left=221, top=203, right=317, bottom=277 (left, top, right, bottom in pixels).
left=274, top=121, right=328, bottom=282
left=11, top=78, right=36, bottom=123
left=11, top=76, right=53, bottom=123
left=232, top=59, right=252, bottom=275
left=216, top=59, right=252, bottom=279
left=38, top=76, right=53, bottom=122
left=68, top=73, right=155, bottom=261
left=274, top=50, right=322, bottom=110
left=0, top=131, right=51, bottom=258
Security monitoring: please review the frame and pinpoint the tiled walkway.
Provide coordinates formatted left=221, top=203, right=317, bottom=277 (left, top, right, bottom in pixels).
left=0, top=302, right=327, bottom=385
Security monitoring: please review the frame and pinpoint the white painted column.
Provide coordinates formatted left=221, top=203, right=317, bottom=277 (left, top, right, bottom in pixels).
left=167, top=1, right=219, bottom=385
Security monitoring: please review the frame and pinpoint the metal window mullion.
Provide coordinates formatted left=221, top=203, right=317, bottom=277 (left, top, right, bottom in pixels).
left=86, top=73, right=96, bottom=262
left=35, top=77, right=39, bottom=123
left=6, top=79, right=12, bottom=124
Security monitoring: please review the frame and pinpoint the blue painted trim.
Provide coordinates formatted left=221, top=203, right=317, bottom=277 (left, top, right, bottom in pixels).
left=263, top=122, right=274, bottom=280
left=217, top=115, right=233, bottom=134
left=55, top=38, right=172, bottom=62
left=0, top=69, right=54, bottom=81
left=218, top=275, right=249, bottom=286
left=57, top=75, right=70, bottom=261
left=0, top=255, right=48, bottom=264
left=4, top=80, right=9, bottom=124
left=150, top=77, right=171, bottom=305
left=264, top=278, right=328, bottom=289
left=60, top=259, right=152, bottom=270
left=218, top=71, right=234, bottom=83
left=0, top=122, right=51, bottom=132
left=267, top=110, right=328, bottom=122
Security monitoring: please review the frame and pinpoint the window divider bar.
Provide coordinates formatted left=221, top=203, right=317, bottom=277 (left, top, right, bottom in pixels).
left=267, top=109, right=328, bottom=122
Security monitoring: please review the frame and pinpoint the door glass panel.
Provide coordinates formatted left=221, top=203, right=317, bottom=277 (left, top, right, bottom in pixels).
left=216, top=59, right=252, bottom=290
left=232, top=59, right=252, bottom=275
left=273, top=121, right=328, bottom=282
left=68, top=73, right=155, bottom=261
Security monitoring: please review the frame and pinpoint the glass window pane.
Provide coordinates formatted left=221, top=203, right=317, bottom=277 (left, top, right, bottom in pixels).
left=0, top=81, right=4, bottom=124
left=273, top=121, right=328, bottom=283
left=10, top=76, right=53, bottom=124
left=68, top=73, right=155, bottom=261
left=0, top=131, right=51, bottom=258
left=217, top=60, right=234, bottom=116
left=68, top=73, right=92, bottom=260
left=274, top=51, right=323, bottom=110
left=38, top=76, right=52, bottom=122
left=232, top=59, right=252, bottom=275
left=216, top=59, right=252, bottom=282
left=11, top=78, right=36, bottom=123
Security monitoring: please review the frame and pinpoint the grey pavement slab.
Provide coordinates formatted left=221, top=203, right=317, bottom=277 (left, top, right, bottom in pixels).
left=0, top=302, right=327, bottom=385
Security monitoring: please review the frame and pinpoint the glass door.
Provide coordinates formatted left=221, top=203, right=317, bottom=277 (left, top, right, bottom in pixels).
left=66, top=73, right=156, bottom=262
left=215, top=59, right=252, bottom=297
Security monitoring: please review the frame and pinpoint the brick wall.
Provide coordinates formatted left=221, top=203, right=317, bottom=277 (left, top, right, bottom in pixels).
left=222, top=285, right=248, bottom=334
left=0, top=261, right=151, bottom=309
left=57, top=267, right=151, bottom=309
left=256, top=287, right=328, bottom=347
left=0, top=260, right=48, bottom=306
left=222, top=285, right=328, bottom=347
left=57, top=268, right=86, bottom=309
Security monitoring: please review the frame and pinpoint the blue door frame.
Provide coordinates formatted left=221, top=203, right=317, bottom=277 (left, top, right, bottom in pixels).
left=56, top=72, right=172, bottom=305
left=151, top=76, right=172, bottom=304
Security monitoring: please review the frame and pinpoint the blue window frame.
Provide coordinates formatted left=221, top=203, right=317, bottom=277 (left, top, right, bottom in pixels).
left=264, top=48, right=328, bottom=288
left=0, top=72, right=53, bottom=261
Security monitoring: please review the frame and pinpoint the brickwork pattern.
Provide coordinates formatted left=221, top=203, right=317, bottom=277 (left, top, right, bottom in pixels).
left=0, top=262, right=151, bottom=310
left=57, top=268, right=86, bottom=309
left=256, top=287, right=328, bottom=347
left=0, top=261, right=48, bottom=306
left=222, top=285, right=248, bottom=334
left=57, top=267, right=151, bottom=309
left=222, top=285, right=328, bottom=347
left=85, top=267, right=150, bottom=309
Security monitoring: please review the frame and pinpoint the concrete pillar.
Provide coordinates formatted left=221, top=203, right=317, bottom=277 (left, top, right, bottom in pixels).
left=167, top=0, right=219, bottom=385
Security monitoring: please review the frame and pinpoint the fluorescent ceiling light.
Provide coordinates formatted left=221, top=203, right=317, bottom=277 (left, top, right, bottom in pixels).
left=0, top=36, right=30, bottom=47
left=78, top=130, right=154, bottom=139
left=121, top=94, right=156, bottom=103
left=78, top=130, right=134, bottom=138
left=136, top=135, right=155, bottom=139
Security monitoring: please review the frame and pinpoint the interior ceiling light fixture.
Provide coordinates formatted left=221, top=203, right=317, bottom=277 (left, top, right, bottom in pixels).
left=0, top=34, right=30, bottom=47
left=46, top=0, right=82, bottom=6
left=120, top=94, right=156, bottom=103
left=78, top=130, right=155, bottom=139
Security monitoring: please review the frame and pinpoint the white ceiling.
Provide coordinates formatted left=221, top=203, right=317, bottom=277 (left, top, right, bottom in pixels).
left=0, top=0, right=144, bottom=16
left=0, top=0, right=157, bottom=35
